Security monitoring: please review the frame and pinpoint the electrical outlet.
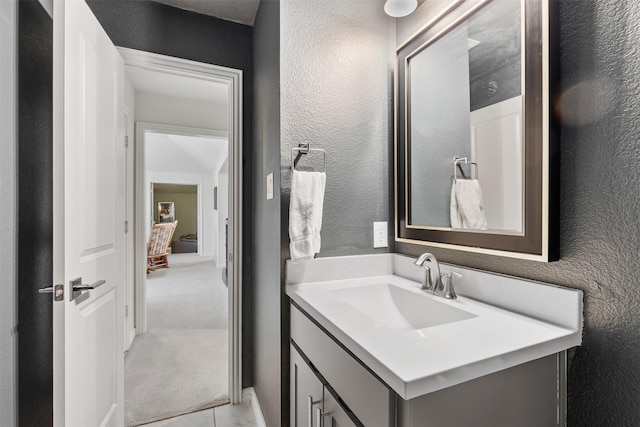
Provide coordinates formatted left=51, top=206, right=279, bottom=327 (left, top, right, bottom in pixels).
left=266, top=172, right=274, bottom=200
left=373, top=221, right=388, bottom=248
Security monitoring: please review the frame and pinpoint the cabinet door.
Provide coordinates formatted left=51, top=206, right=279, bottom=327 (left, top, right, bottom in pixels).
left=291, top=305, right=395, bottom=426
left=291, top=344, right=324, bottom=427
left=322, top=387, right=359, bottom=427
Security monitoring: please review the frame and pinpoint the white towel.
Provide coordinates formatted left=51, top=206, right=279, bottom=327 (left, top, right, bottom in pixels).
left=450, top=179, right=488, bottom=230
left=289, top=170, right=326, bottom=261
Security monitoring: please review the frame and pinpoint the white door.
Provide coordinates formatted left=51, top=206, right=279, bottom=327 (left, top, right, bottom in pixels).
left=470, top=95, right=524, bottom=232
left=53, top=0, right=125, bottom=426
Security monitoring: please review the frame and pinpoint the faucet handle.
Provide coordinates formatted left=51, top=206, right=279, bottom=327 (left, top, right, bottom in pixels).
left=442, top=272, right=462, bottom=300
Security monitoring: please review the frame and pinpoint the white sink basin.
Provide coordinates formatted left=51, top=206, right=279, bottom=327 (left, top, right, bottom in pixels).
left=286, top=254, right=583, bottom=399
left=331, top=284, right=476, bottom=331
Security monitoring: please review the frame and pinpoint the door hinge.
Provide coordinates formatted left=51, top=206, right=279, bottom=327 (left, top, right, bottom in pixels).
left=125, top=220, right=129, bottom=233
left=126, top=305, right=129, bottom=317
left=125, top=135, right=129, bottom=148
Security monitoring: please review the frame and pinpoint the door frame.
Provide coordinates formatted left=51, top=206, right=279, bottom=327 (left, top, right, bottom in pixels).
left=140, top=122, right=228, bottom=262
left=148, top=179, right=203, bottom=256
left=138, top=122, right=228, bottom=327
left=120, top=47, right=244, bottom=404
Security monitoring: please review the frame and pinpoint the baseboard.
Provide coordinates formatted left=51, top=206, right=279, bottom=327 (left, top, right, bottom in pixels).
left=243, top=387, right=267, bottom=427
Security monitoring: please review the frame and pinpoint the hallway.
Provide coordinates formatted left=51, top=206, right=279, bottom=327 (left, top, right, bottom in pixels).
left=125, top=255, right=229, bottom=426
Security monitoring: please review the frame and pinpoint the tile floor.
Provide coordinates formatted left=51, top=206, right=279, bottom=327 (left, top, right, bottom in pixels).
left=140, top=398, right=257, bottom=427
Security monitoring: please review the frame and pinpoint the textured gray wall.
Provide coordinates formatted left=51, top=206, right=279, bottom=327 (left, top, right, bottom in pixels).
left=278, top=2, right=394, bottom=425
left=280, top=0, right=396, bottom=258
left=252, top=1, right=282, bottom=425
left=397, top=0, right=640, bottom=424
left=0, top=0, right=17, bottom=425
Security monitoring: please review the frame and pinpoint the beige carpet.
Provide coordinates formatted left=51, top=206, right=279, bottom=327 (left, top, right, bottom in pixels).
left=125, top=255, right=229, bottom=426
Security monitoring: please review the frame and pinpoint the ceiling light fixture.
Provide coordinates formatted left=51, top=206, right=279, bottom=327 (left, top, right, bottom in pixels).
left=384, top=0, right=418, bottom=18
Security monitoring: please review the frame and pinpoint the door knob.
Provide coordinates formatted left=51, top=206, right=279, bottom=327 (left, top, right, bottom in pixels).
left=71, top=278, right=106, bottom=291
left=70, top=278, right=106, bottom=301
left=38, top=284, right=64, bottom=301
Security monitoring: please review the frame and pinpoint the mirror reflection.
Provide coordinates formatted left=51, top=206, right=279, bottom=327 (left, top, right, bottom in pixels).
left=408, top=0, right=523, bottom=233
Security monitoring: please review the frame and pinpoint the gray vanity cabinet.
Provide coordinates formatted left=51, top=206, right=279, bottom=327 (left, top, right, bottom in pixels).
left=290, top=344, right=359, bottom=427
left=322, top=387, right=358, bottom=427
left=290, top=303, right=564, bottom=427
left=396, top=354, right=561, bottom=427
left=290, top=305, right=395, bottom=427
left=290, top=344, right=324, bottom=427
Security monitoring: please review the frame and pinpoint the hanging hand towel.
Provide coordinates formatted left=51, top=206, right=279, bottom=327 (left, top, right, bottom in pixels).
left=450, top=179, right=488, bottom=230
left=289, top=170, right=326, bottom=261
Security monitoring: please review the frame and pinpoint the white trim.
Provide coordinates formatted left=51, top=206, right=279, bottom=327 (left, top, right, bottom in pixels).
left=52, top=1, right=66, bottom=424
left=395, top=237, right=549, bottom=262
left=123, top=106, right=136, bottom=352
left=136, top=121, right=228, bottom=140
left=228, top=56, right=244, bottom=406
left=243, top=388, right=267, bottom=427
left=119, top=47, right=237, bottom=86
left=541, top=0, right=551, bottom=263
left=123, top=47, right=244, bottom=404
left=215, top=143, right=230, bottom=176
left=0, top=0, right=18, bottom=422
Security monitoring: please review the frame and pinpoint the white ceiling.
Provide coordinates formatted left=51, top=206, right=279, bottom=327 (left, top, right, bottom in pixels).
left=127, top=67, right=229, bottom=104
left=145, top=133, right=227, bottom=175
left=152, top=0, right=261, bottom=26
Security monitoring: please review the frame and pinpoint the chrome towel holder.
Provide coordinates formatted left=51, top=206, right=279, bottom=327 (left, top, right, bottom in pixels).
left=453, top=156, right=479, bottom=180
left=291, top=143, right=327, bottom=172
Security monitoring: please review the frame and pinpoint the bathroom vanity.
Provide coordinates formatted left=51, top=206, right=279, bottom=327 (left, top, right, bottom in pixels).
left=286, top=254, right=583, bottom=426
left=286, top=0, right=571, bottom=424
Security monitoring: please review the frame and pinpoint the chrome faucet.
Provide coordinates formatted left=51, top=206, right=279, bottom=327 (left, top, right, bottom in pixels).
left=413, top=253, right=461, bottom=300
left=413, top=253, right=442, bottom=294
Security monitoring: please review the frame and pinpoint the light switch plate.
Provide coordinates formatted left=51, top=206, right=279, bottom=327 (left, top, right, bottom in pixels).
left=266, top=172, right=274, bottom=200
left=373, top=221, right=388, bottom=248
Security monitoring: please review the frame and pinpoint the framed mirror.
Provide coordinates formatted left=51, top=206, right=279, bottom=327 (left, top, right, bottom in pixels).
left=395, top=0, right=558, bottom=261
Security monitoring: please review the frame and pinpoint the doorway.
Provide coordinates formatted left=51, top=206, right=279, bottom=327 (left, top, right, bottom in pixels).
left=152, top=184, right=199, bottom=256
left=120, top=48, right=243, bottom=424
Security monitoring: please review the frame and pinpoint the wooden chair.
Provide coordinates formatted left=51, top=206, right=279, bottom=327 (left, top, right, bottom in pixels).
left=147, top=221, right=178, bottom=273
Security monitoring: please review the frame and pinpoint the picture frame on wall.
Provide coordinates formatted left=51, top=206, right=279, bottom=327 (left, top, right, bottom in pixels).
left=158, top=201, right=175, bottom=223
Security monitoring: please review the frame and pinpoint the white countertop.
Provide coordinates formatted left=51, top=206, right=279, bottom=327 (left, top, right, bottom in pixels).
left=286, top=255, right=583, bottom=400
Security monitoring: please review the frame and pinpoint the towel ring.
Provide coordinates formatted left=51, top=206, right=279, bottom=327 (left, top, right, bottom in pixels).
left=453, top=157, right=478, bottom=181
left=292, top=143, right=327, bottom=172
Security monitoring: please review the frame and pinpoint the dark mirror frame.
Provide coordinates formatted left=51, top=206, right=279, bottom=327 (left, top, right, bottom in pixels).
left=394, top=0, right=559, bottom=261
